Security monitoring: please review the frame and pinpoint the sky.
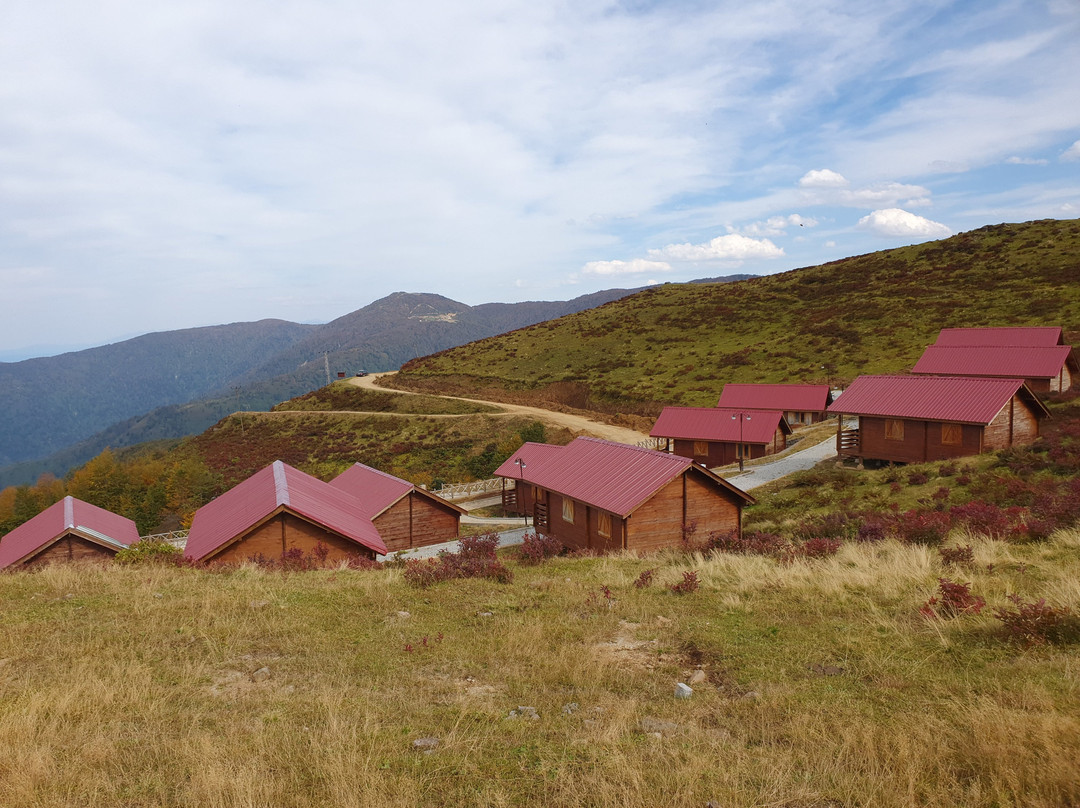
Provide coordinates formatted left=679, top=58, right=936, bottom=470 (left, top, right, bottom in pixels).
left=2, top=0, right=1079, bottom=360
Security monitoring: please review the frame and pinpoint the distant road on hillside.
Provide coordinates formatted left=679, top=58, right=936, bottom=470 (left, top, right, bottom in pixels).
left=350, top=372, right=651, bottom=445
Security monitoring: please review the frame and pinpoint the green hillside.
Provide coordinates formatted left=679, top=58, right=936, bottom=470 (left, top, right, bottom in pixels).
left=394, top=219, right=1080, bottom=414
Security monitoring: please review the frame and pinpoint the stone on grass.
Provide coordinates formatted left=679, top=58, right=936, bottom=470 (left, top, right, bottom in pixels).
left=251, top=667, right=271, bottom=682
left=639, top=717, right=680, bottom=736
left=688, top=669, right=707, bottom=685
left=507, top=706, right=539, bottom=721
left=675, top=682, right=693, bottom=699
left=562, top=702, right=579, bottom=715
left=412, top=737, right=440, bottom=751
left=396, top=610, right=411, bottom=619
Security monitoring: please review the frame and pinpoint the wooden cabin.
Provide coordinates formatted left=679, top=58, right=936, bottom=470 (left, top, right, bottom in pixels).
left=495, top=437, right=754, bottom=553
left=184, top=461, right=386, bottom=563
left=913, top=326, right=1076, bottom=393
left=828, top=375, right=1050, bottom=465
left=0, top=496, right=138, bottom=570
left=650, top=407, right=790, bottom=467
left=716, top=384, right=833, bottom=426
left=329, top=463, right=464, bottom=552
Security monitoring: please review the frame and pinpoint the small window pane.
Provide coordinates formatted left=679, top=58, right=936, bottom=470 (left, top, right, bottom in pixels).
left=598, top=512, right=611, bottom=538
left=562, top=498, right=575, bottom=523
left=693, top=440, right=709, bottom=457
left=885, top=419, right=905, bottom=441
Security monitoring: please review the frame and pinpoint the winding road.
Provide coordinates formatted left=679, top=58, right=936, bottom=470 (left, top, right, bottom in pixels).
left=348, top=372, right=651, bottom=445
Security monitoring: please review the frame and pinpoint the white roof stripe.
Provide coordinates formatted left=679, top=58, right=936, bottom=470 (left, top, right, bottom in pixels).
left=273, top=460, right=290, bottom=507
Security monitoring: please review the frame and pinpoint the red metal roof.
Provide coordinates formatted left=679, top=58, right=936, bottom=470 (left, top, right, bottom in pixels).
left=329, top=463, right=465, bottom=517
left=185, top=461, right=386, bottom=561
left=827, top=375, right=1047, bottom=424
left=935, top=327, right=1063, bottom=347
left=650, top=407, right=788, bottom=444
left=0, top=496, right=138, bottom=569
left=329, top=463, right=415, bottom=518
left=717, top=383, right=832, bottom=412
left=495, top=437, right=752, bottom=517
left=912, top=344, right=1075, bottom=379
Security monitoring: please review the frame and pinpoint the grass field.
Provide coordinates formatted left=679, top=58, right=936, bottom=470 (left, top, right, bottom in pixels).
left=2, top=529, right=1078, bottom=807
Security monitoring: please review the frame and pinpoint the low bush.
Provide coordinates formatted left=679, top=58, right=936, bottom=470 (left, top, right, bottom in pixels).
left=402, top=532, right=512, bottom=587
left=114, top=538, right=183, bottom=565
left=920, top=578, right=986, bottom=619
left=939, top=545, right=975, bottom=567
left=633, top=568, right=656, bottom=588
left=994, top=594, right=1079, bottom=647
left=518, top=532, right=563, bottom=565
left=949, top=501, right=1021, bottom=540
left=709, top=529, right=787, bottom=557
left=670, top=570, right=699, bottom=595
left=791, top=537, right=843, bottom=560
left=894, top=510, right=951, bottom=545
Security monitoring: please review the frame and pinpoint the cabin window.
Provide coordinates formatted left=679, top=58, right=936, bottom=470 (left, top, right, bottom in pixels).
left=737, top=443, right=751, bottom=458
left=597, top=512, right=611, bottom=538
left=693, top=440, right=709, bottom=457
left=885, top=419, right=905, bottom=441
left=941, top=422, right=962, bottom=446
left=534, top=486, right=546, bottom=503
left=562, top=498, right=575, bottom=523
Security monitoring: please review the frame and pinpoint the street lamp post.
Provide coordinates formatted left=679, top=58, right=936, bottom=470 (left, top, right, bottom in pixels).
left=731, top=412, right=750, bottom=472
left=515, top=458, right=528, bottom=526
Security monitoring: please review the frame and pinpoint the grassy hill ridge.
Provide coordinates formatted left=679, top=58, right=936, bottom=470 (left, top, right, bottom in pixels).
left=393, top=219, right=1080, bottom=414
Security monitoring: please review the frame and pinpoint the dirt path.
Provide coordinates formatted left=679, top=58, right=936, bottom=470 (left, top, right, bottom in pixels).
left=348, top=372, right=651, bottom=445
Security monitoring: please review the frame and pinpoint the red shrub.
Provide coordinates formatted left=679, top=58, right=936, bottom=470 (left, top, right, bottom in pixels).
left=709, top=530, right=787, bottom=557
left=920, top=578, right=986, bottom=619
left=939, top=545, right=975, bottom=567
left=949, top=501, right=1022, bottom=540
left=518, top=532, right=563, bottom=565
left=994, top=594, right=1079, bottom=647
left=633, top=568, right=656, bottom=588
left=894, top=510, right=951, bottom=546
left=796, top=537, right=843, bottom=559
left=670, top=570, right=700, bottom=595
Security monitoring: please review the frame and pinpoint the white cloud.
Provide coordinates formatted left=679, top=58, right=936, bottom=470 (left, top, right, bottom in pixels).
left=737, top=214, right=818, bottom=237
left=857, top=209, right=952, bottom=239
left=1006, top=156, right=1049, bottom=165
left=1061, top=140, right=1080, bottom=161
left=799, top=169, right=849, bottom=189
left=799, top=175, right=933, bottom=209
left=648, top=234, right=784, bottom=263
left=581, top=258, right=672, bottom=276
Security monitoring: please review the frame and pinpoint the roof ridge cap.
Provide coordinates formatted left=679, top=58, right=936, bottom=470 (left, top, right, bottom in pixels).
left=273, top=461, right=291, bottom=507
left=64, top=496, right=74, bottom=530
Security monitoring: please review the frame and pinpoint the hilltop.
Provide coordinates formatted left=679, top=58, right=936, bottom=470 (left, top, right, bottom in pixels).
left=392, top=219, right=1080, bottom=415
left=0, top=287, right=647, bottom=485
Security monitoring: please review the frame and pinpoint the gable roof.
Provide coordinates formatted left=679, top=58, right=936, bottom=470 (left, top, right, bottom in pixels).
left=935, top=326, right=1064, bottom=347
left=329, top=463, right=465, bottom=518
left=0, top=496, right=138, bottom=569
left=827, top=375, right=1050, bottom=424
left=185, top=460, right=386, bottom=561
left=717, top=383, right=833, bottom=412
left=495, top=436, right=753, bottom=517
left=912, top=344, right=1076, bottom=380
left=650, top=407, right=790, bottom=443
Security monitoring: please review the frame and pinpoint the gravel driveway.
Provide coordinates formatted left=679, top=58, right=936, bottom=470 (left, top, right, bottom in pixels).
left=719, top=435, right=837, bottom=491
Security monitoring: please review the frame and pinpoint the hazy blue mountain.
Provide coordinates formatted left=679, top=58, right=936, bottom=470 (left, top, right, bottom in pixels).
left=0, top=288, right=639, bottom=485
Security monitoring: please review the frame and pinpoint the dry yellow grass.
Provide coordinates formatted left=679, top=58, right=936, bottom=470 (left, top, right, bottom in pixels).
left=1, top=532, right=1078, bottom=807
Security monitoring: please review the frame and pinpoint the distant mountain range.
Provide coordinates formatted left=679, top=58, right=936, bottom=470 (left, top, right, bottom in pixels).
left=7, top=283, right=750, bottom=485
